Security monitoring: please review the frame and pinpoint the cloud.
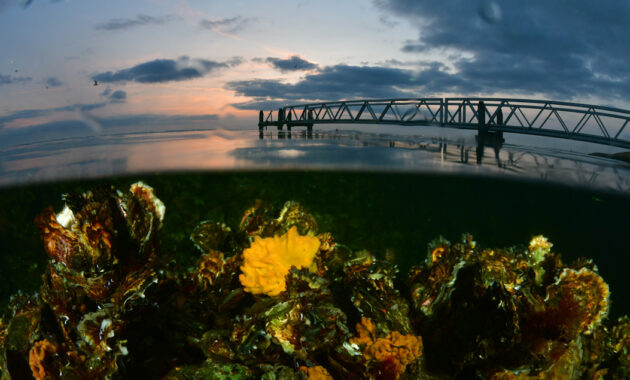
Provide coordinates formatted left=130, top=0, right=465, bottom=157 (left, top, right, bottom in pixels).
left=0, top=102, right=108, bottom=128
left=108, top=90, right=127, bottom=103
left=0, top=105, right=218, bottom=129
left=227, top=64, right=422, bottom=109
left=20, top=0, right=62, bottom=7
left=0, top=0, right=63, bottom=11
left=92, top=56, right=236, bottom=84
left=45, top=77, right=62, bottom=87
left=94, top=14, right=174, bottom=31
left=229, top=99, right=299, bottom=111
left=0, top=113, right=221, bottom=147
left=374, top=0, right=630, bottom=100
left=378, top=15, right=399, bottom=28
left=0, top=74, right=32, bottom=85
left=265, top=56, right=319, bottom=72
left=478, top=0, right=502, bottom=23
left=199, top=16, right=255, bottom=34
left=55, top=103, right=107, bottom=112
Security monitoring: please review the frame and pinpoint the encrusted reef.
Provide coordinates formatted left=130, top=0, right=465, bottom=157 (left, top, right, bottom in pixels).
left=0, top=182, right=628, bottom=379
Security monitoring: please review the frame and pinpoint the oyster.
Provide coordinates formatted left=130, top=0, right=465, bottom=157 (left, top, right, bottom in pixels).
left=190, top=221, right=233, bottom=254
left=409, top=234, right=612, bottom=378
left=239, top=200, right=318, bottom=238
left=0, top=183, right=166, bottom=379
left=342, top=250, right=413, bottom=335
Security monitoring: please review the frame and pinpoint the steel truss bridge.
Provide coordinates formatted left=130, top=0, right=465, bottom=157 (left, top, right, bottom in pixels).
left=258, top=98, right=630, bottom=149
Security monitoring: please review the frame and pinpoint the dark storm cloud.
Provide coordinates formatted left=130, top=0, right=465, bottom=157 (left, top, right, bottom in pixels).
left=92, top=57, right=236, bottom=84
left=374, top=0, right=630, bottom=99
left=108, top=90, right=126, bottom=103
left=0, top=74, right=32, bottom=85
left=199, top=16, right=255, bottom=34
left=227, top=64, right=423, bottom=109
left=94, top=14, right=174, bottom=31
left=45, top=77, right=62, bottom=87
left=266, top=56, right=319, bottom=72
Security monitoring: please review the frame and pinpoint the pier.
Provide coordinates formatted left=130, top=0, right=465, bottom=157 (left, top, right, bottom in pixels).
left=259, top=98, right=630, bottom=149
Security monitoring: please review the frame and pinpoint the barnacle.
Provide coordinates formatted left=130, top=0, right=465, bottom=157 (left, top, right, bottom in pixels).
left=239, top=226, right=320, bottom=296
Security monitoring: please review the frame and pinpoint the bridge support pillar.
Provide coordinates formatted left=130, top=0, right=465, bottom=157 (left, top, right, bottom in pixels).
left=277, top=108, right=284, bottom=131
left=287, top=111, right=292, bottom=131
left=307, top=109, right=313, bottom=132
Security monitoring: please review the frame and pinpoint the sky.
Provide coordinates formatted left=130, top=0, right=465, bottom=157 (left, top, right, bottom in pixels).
left=0, top=0, right=629, bottom=141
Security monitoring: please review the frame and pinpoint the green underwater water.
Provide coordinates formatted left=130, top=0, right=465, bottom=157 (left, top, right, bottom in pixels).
left=1, top=171, right=629, bottom=317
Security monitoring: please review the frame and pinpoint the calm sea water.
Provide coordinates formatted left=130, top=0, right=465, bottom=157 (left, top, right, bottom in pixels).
left=1, top=128, right=629, bottom=316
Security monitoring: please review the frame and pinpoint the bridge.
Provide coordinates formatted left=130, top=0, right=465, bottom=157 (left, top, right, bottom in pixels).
left=258, top=98, right=630, bottom=149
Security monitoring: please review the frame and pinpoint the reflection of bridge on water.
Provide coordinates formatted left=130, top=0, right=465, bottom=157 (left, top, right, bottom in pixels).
left=258, top=129, right=630, bottom=193
left=258, top=98, right=630, bottom=149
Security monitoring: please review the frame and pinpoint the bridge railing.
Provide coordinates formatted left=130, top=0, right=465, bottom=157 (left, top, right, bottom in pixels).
left=444, top=98, right=630, bottom=138
left=259, top=97, right=630, bottom=149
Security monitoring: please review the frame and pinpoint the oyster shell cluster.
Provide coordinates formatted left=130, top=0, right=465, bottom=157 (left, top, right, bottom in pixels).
left=0, top=182, right=628, bottom=379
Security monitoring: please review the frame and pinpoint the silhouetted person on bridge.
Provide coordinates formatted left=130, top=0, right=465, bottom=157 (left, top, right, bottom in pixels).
left=478, top=100, right=486, bottom=126
left=496, top=107, right=503, bottom=126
